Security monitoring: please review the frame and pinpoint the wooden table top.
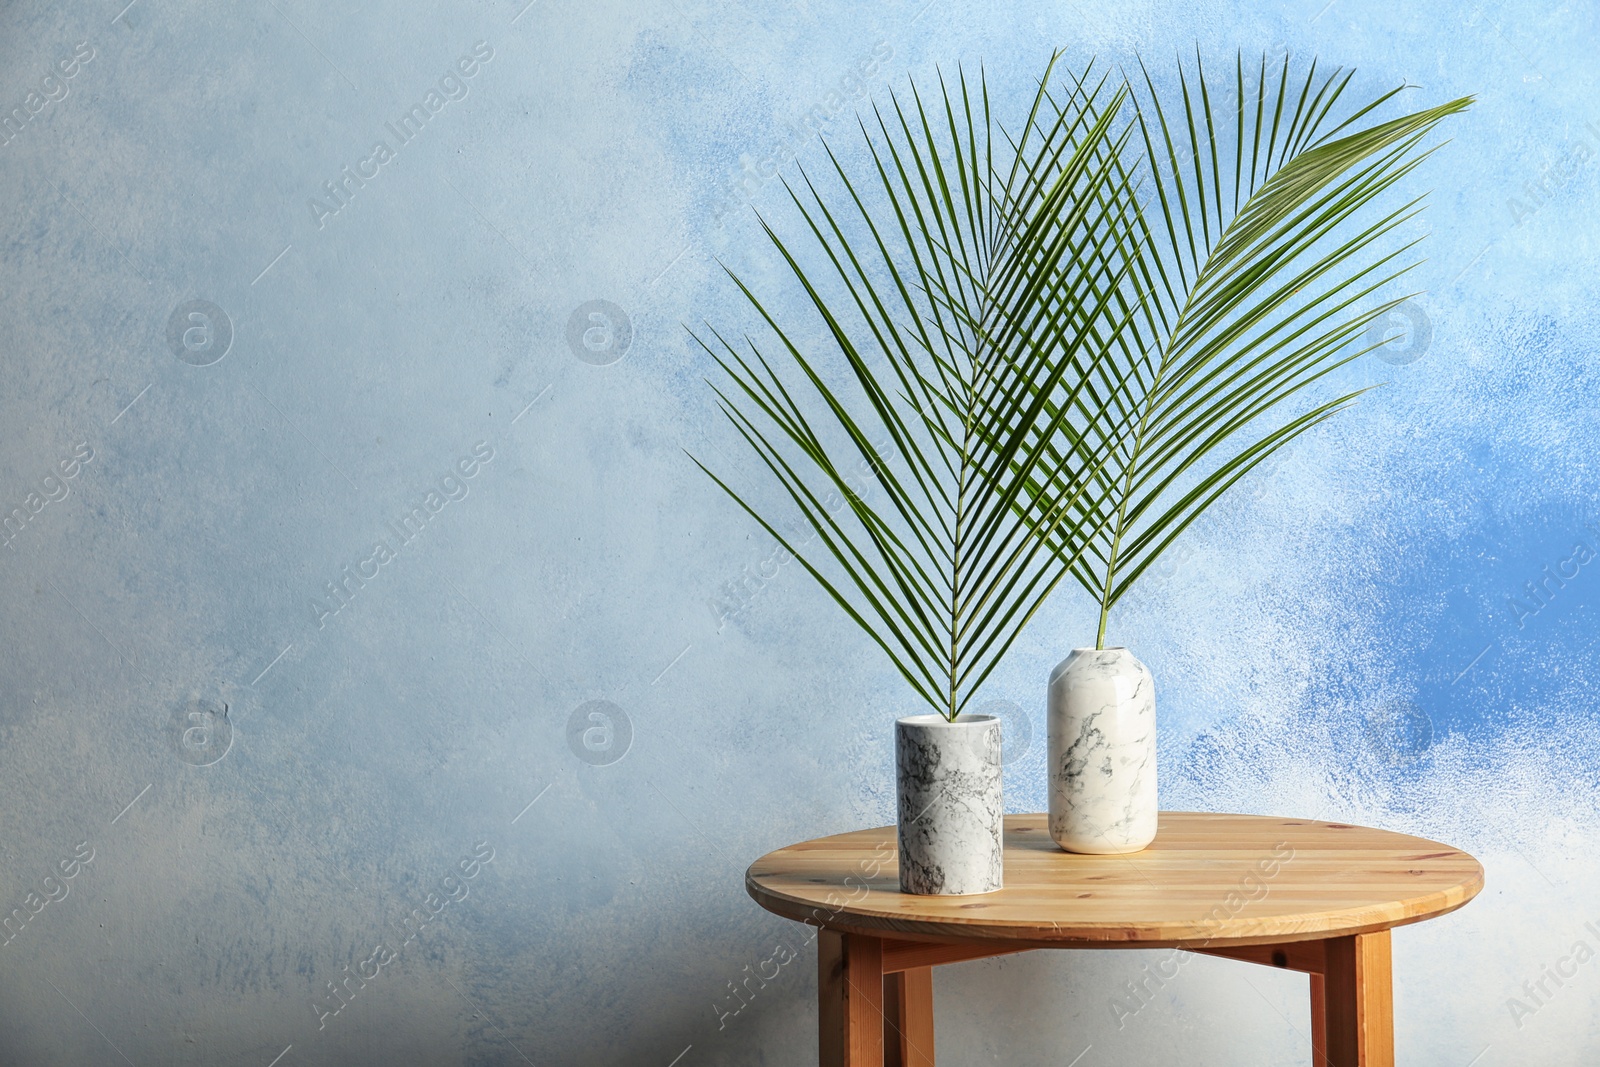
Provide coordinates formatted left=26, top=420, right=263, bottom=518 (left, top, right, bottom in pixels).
left=747, top=813, right=1483, bottom=947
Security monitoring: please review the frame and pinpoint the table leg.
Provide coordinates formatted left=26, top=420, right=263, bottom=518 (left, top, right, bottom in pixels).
left=1318, top=931, right=1394, bottom=1066
left=1309, top=972, right=1328, bottom=1062
left=884, top=967, right=936, bottom=1067
left=818, top=929, right=885, bottom=1066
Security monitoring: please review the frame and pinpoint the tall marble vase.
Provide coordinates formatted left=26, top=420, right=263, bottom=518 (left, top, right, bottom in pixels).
left=895, top=713, right=1003, bottom=895
left=1048, top=647, right=1157, bottom=854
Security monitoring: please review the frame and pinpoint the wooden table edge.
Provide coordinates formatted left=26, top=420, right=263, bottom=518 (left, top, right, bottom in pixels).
left=748, top=867, right=1483, bottom=950
left=745, top=841, right=1485, bottom=948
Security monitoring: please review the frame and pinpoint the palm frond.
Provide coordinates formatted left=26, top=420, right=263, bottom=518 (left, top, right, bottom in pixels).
left=691, top=54, right=1143, bottom=718
left=1014, top=51, right=1469, bottom=645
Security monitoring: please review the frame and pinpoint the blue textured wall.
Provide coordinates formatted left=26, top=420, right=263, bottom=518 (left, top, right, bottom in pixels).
left=0, top=0, right=1593, bottom=1063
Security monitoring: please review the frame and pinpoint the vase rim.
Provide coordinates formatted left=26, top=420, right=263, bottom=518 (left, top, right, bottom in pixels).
left=896, top=712, right=998, bottom=727
left=1071, top=645, right=1129, bottom=652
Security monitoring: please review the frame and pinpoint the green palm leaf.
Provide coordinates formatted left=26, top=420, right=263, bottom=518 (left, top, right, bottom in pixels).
left=1012, top=51, right=1470, bottom=646
left=691, top=55, right=1144, bottom=719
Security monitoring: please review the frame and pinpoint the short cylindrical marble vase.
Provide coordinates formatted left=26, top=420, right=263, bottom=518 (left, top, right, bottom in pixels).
left=895, top=713, right=1003, bottom=894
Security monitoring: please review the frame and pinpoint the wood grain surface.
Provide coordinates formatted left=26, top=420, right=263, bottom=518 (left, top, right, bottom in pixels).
left=747, top=813, right=1482, bottom=946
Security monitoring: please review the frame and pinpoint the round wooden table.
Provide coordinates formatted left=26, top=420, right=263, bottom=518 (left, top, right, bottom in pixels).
left=746, top=812, right=1483, bottom=1067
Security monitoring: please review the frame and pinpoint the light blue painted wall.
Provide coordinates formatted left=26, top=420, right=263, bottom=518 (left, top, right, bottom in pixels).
left=0, top=0, right=1593, bottom=1063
